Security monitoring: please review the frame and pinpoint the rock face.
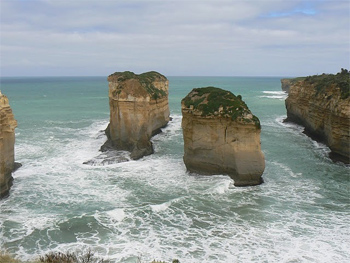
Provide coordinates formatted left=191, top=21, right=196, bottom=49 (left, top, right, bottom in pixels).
left=0, top=91, right=18, bottom=198
left=281, top=79, right=292, bottom=93
left=104, top=71, right=170, bottom=160
left=281, top=77, right=305, bottom=93
left=283, top=69, right=350, bottom=163
left=181, top=87, right=265, bottom=186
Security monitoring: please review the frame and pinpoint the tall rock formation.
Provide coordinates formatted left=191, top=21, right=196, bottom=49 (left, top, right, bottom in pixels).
left=181, top=87, right=265, bottom=186
left=283, top=69, right=350, bottom=163
left=0, top=91, right=18, bottom=198
left=104, top=71, right=170, bottom=160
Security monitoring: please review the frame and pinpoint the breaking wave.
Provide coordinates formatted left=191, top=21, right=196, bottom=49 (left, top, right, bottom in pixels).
left=260, top=90, right=288, bottom=100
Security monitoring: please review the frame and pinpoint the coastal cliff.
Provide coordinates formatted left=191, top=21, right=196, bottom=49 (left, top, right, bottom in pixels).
left=283, top=69, right=350, bottom=163
left=104, top=71, right=170, bottom=160
left=0, top=92, right=18, bottom=198
left=281, top=77, right=305, bottom=93
left=181, top=87, right=265, bottom=186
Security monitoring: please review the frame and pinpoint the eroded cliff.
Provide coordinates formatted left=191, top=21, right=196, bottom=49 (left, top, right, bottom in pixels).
left=104, top=71, right=170, bottom=160
left=0, top=91, right=18, bottom=198
left=284, top=69, right=350, bottom=163
left=281, top=77, right=305, bottom=93
left=181, top=87, right=265, bottom=186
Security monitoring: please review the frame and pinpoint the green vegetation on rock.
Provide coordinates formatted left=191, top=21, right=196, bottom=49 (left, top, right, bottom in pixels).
left=0, top=251, right=22, bottom=263
left=108, top=71, right=167, bottom=100
left=284, top=77, right=306, bottom=83
left=0, top=250, right=180, bottom=263
left=182, top=87, right=261, bottom=128
left=0, top=250, right=104, bottom=263
left=303, top=68, right=350, bottom=99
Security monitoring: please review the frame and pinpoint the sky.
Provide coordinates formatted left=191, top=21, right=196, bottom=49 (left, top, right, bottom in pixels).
left=0, top=0, right=349, bottom=77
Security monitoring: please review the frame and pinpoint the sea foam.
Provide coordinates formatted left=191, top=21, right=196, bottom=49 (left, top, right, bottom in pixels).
left=2, top=77, right=350, bottom=263
left=260, top=90, right=288, bottom=100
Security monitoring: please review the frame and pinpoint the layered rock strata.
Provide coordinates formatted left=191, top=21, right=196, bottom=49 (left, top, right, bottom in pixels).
left=283, top=69, right=350, bottom=163
left=104, top=71, right=170, bottom=160
left=0, top=91, right=18, bottom=198
left=281, top=77, right=305, bottom=93
left=181, top=87, right=265, bottom=186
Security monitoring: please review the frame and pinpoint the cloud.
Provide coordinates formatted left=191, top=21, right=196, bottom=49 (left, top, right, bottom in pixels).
left=0, top=0, right=349, bottom=76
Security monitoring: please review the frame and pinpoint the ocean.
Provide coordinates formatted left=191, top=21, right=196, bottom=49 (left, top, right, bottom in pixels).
left=0, top=76, right=349, bottom=263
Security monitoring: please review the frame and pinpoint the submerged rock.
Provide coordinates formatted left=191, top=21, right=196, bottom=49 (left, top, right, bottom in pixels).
left=181, top=87, right=265, bottom=186
left=83, top=150, right=130, bottom=166
left=283, top=69, right=350, bottom=163
left=103, top=71, right=170, bottom=160
left=0, top=91, right=19, bottom=199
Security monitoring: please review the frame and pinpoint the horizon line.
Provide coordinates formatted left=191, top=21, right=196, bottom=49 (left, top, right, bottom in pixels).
left=0, top=75, right=298, bottom=78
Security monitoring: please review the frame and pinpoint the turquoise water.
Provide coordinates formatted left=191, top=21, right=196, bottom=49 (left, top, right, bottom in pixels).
left=0, top=76, right=349, bottom=262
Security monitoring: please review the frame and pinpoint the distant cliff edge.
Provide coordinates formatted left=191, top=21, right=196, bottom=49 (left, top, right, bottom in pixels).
left=0, top=91, right=20, bottom=199
left=281, top=77, right=306, bottom=93
left=102, top=71, right=170, bottom=160
left=282, top=69, right=350, bottom=163
left=181, top=87, right=265, bottom=186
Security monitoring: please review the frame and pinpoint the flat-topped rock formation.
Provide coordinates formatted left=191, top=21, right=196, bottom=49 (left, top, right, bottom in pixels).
left=103, top=71, right=170, bottom=160
left=283, top=69, right=350, bottom=163
left=0, top=91, right=18, bottom=198
left=181, top=87, right=265, bottom=186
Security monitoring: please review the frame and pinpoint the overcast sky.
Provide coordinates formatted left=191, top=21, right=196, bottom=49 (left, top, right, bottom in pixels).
left=0, top=0, right=349, bottom=77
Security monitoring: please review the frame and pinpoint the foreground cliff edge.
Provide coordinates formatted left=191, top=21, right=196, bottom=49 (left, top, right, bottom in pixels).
left=102, top=71, right=170, bottom=160
left=0, top=91, right=20, bottom=199
left=181, top=87, right=265, bottom=186
left=282, top=69, right=350, bottom=163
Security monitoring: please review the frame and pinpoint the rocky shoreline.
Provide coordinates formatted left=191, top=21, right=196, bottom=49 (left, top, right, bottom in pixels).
left=6, top=69, right=348, bottom=198
left=282, top=69, right=350, bottom=164
left=0, top=91, right=20, bottom=198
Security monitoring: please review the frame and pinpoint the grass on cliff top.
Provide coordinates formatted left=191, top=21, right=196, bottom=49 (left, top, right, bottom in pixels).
left=283, top=76, right=306, bottom=83
left=108, top=71, right=167, bottom=82
left=182, top=86, right=260, bottom=128
left=108, top=71, right=167, bottom=100
left=301, top=68, right=350, bottom=99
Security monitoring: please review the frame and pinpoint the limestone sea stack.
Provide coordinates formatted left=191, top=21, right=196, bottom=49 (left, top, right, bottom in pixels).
left=0, top=91, right=18, bottom=198
left=181, top=87, right=265, bottom=186
left=283, top=69, right=350, bottom=163
left=104, top=71, right=170, bottom=160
